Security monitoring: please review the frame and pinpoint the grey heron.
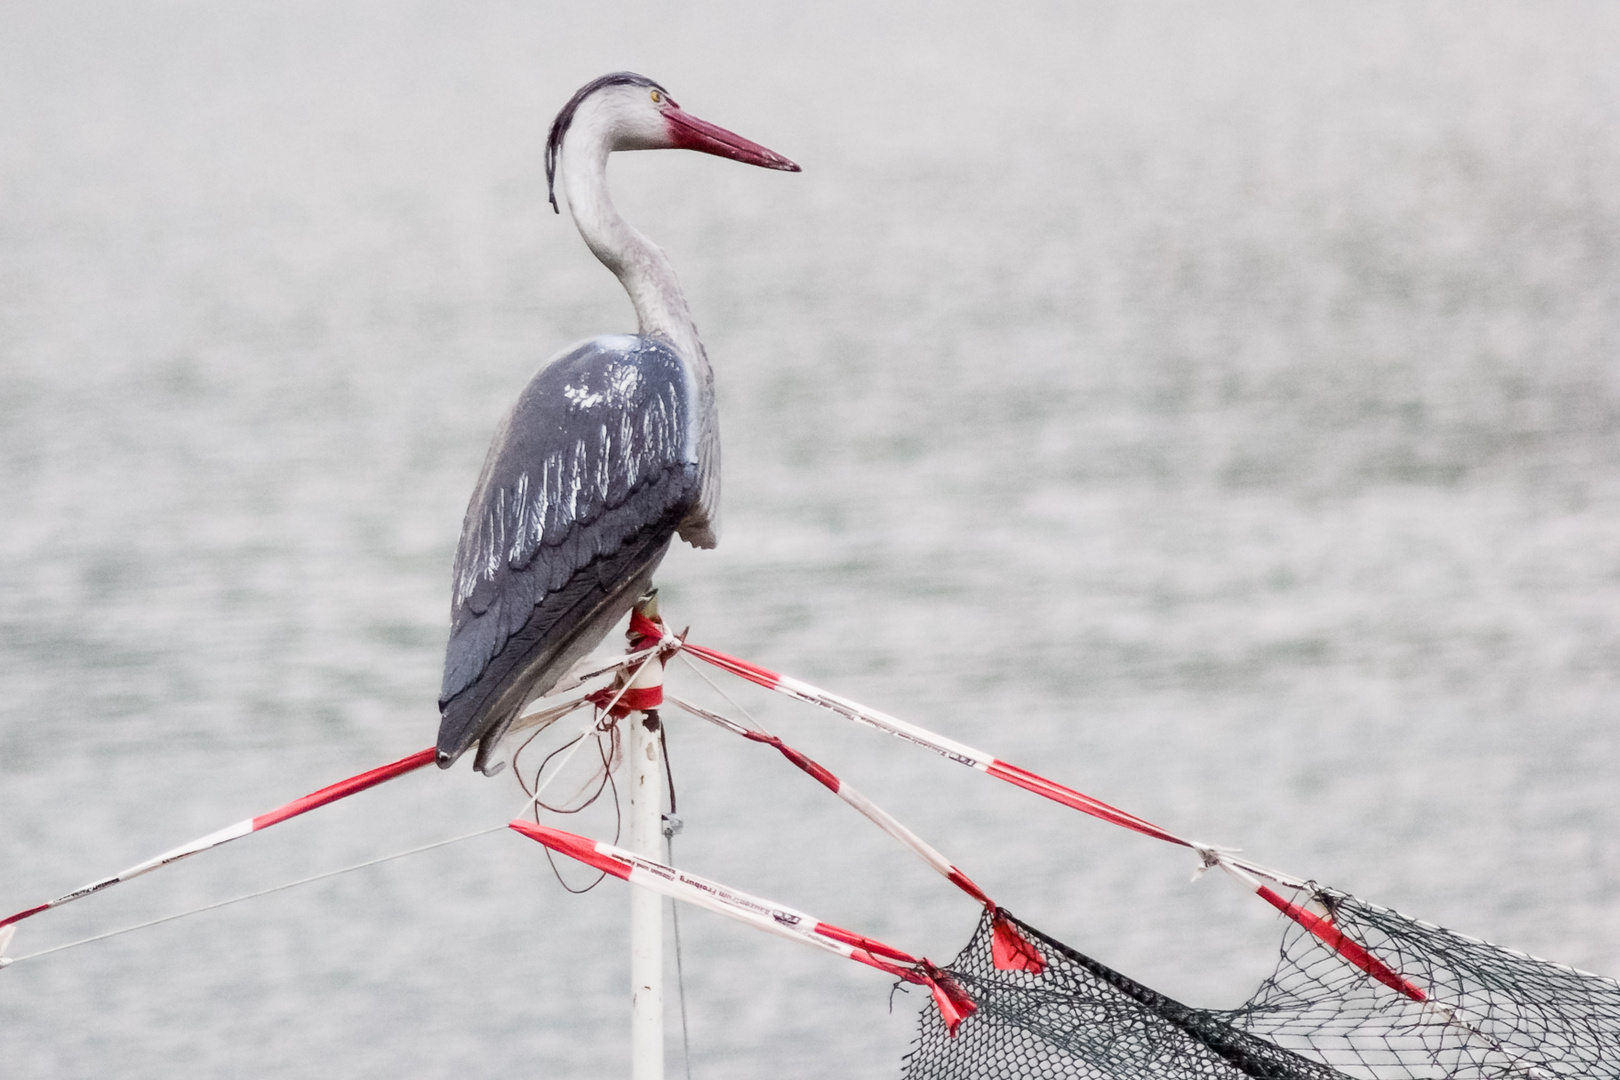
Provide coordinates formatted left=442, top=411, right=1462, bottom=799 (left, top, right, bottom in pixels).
left=436, top=73, right=798, bottom=772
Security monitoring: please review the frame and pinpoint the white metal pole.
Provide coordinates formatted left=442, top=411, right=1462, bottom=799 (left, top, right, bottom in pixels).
left=627, top=596, right=665, bottom=1080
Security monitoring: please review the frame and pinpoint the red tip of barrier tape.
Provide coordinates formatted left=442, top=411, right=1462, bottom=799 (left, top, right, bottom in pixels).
left=990, top=912, right=1045, bottom=975
left=509, top=819, right=632, bottom=881
left=944, top=868, right=992, bottom=908
left=683, top=644, right=783, bottom=691
left=1258, top=886, right=1425, bottom=1002
left=0, top=903, right=50, bottom=931
left=922, top=962, right=978, bottom=1035
left=814, top=921, right=919, bottom=965
left=252, top=747, right=437, bottom=830
left=984, top=760, right=1189, bottom=847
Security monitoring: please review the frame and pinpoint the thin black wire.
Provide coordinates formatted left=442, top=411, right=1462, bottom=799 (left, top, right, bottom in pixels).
left=517, top=711, right=620, bottom=814
left=527, top=711, right=624, bottom=894
left=512, top=717, right=574, bottom=800
left=658, top=715, right=678, bottom=815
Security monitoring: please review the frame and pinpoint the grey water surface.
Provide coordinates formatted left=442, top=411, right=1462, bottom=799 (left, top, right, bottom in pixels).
left=2, top=3, right=1618, bottom=1078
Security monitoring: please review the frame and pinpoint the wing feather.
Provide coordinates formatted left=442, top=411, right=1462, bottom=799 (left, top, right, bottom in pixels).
left=438, top=335, right=704, bottom=761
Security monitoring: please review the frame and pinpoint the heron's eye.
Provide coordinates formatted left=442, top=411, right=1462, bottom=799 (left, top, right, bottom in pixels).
left=650, top=90, right=663, bottom=104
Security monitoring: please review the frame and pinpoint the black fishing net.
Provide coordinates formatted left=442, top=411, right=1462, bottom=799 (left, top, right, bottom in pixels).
left=903, top=891, right=1620, bottom=1080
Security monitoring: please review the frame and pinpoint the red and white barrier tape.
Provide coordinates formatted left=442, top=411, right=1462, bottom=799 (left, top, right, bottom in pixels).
left=0, top=669, right=630, bottom=943
left=630, top=616, right=1273, bottom=876
left=0, top=637, right=663, bottom=959
left=0, top=704, right=624, bottom=971
left=1212, top=853, right=1427, bottom=1001
left=0, top=747, right=437, bottom=932
left=668, top=694, right=1043, bottom=974
left=508, top=818, right=977, bottom=1034
left=650, top=620, right=1425, bottom=1003
left=1, top=607, right=1426, bottom=1007
left=673, top=639, right=1190, bottom=846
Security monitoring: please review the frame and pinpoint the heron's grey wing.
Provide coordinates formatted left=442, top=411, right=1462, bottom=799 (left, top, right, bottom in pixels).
left=437, top=336, right=701, bottom=762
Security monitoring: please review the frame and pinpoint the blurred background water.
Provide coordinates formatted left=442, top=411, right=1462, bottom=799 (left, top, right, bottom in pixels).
left=2, top=2, right=1618, bottom=1077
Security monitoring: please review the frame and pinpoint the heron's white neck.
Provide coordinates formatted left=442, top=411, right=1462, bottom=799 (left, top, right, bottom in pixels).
left=558, top=135, right=706, bottom=367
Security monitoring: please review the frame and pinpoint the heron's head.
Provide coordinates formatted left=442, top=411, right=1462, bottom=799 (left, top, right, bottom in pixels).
left=546, top=72, right=800, bottom=212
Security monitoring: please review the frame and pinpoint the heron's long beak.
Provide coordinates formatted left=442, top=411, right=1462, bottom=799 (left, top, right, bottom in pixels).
left=664, top=108, right=800, bottom=172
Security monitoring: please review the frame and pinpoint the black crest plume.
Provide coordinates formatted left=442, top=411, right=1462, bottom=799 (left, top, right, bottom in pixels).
left=545, top=72, right=670, bottom=214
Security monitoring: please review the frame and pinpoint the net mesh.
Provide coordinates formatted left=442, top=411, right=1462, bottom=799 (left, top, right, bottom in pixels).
left=903, top=893, right=1620, bottom=1080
